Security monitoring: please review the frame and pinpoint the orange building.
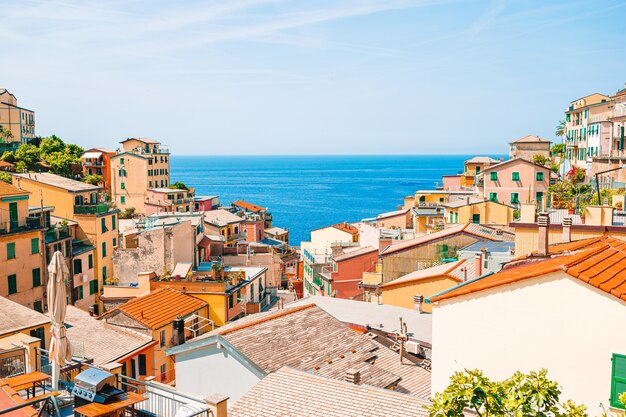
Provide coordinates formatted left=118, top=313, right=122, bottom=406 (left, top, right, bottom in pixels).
left=81, top=148, right=116, bottom=191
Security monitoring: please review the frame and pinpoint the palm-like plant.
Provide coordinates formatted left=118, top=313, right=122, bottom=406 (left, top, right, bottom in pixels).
left=555, top=119, right=567, bottom=137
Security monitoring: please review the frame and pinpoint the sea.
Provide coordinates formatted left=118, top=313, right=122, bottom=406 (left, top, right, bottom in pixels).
left=170, top=155, right=503, bottom=245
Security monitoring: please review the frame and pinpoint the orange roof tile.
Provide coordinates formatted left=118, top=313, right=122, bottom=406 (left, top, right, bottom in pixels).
left=332, top=223, right=359, bottom=235
left=430, top=239, right=626, bottom=303
left=381, top=260, right=466, bottom=288
left=0, top=379, right=37, bottom=417
left=105, top=288, right=207, bottom=330
left=233, top=200, right=266, bottom=213
left=0, top=181, right=29, bottom=198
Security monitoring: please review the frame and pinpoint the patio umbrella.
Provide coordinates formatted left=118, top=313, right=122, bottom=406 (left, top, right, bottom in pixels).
left=47, top=250, right=72, bottom=390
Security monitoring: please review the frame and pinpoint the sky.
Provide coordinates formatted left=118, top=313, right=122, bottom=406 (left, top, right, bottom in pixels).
left=2, top=0, right=626, bottom=155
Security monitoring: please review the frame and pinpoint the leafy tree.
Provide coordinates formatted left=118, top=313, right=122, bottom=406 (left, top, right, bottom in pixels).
left=0, top=126, right=13, bottom=143
left=1, top=151, right=16, bottom=163
left=44, top=149, right=79, bottom=176
left=118, top=207, right=136, bottom=219
left=83, top=174, right=103, bottom=185
left=555, top=119, right=567, bottom=137
left=65, top=143, right=84, bottom=158
left=551, top=143, right=566, bottom=155
left=0, top=172, right=11, bottom=183
left=15, top=161, right=27, bottom=173
left=533, top=154, right=550, bottom=166
left=39, top=136, right=65, bottom=157
left=14, top=144, right=41, bottom=169
left=428, top=369, right=587, bottom=417
left=550, top=162, right=560, bottom=174
left=170, top=181, right=188, bottom=190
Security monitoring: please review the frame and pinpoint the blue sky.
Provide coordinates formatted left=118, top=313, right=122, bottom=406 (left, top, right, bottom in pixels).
left=2, top=0, right=626, bottom=155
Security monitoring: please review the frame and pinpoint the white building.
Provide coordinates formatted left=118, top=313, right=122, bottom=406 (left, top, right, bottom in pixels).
left=428, top=236, right=626, bottom=414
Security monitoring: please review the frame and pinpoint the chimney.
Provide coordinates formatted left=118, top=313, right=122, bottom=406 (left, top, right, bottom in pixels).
left=344, top=368, right=361, bottom=385
left=413, top=295, right=424, bottom=313
left=474, top=252, right=483, bottom=277
left=537, top=212, right=550, bottom=256
left=204, top=394, right=228, bottom=417
left=495, top=229, right=503, bottom=241
left=562, top=216, right=572, bottom=243
left=173, top=317, right=185, bottom=346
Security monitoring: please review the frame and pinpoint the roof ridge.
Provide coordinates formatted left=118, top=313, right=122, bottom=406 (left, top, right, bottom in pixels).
left=217, top=304, right=317, bottom=336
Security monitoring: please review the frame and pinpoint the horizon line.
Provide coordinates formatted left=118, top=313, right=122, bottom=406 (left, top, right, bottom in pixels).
left=171, top=153, right=509, bottom=157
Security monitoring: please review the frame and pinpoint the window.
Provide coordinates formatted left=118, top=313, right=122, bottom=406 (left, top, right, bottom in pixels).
left=31, top=238, right=39, bottom=254
left=490, top=172, right=498, bottom=181
left=536, top=172, right=544, bottom=181
left=121, top=196, right=126, bottom=204
left=489, top=192, right=498, bottom=202
left=88, top=254, right=93, bottom=269
left=102, top=266, right=107, bottom=280
left=101, top=218, right=108, bottom=233
left=160, top=363, right=167, bottom=381
left=32, top=268, right=41, bottom=288
left=89, top=279, right=98, bottom=295
left=611, top=353, right=626, bottom=408
left=120, top=158, right=124, bottom=164
left=8, top=274, right=17, bottom=295
left=119, top=169, right=125, bottom=177
left=112, top=215, right=116, bottom=230
left=73, top=258, right=82, bottom=275
left=138, top=354, right=147, bottom=376
left=510, top=193, right=520, bottom=204
left=7, top=242, right=15, bottom=260
left=511, top=172, right=520, bottom=181
left=149, top=181, right=153, bottom=188
left=537, top=192, right=544, bottom=203
left=33, top=301, right=43, bottom=313
left=160, top=329, right=167, bottom=348
left=74, top=285, right=84, bottom=300
left=228, top=294, right=234, bottom=309
left=332, top=262, right=337, bottom=272
left=113, top=238, right=117, bottom=247
left=121, top=182, right=125, bottom=190
left=102, top=242, right=107, bottom=257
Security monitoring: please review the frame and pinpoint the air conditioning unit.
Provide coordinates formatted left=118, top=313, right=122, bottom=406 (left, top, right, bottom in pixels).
left=405, top=341, right=421, bottom=355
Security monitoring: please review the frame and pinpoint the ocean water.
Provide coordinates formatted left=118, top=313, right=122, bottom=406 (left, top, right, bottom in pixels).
left=170, top=155, right=501, bottom=245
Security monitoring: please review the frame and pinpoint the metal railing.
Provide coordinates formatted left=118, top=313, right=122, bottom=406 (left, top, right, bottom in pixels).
left=0, top=350, right=26, bottom=378
left=74, top=202, right=114, bottom=215
left=44, top=227, right=71, bottom=243
left=0, top=216, right=44, bottom=235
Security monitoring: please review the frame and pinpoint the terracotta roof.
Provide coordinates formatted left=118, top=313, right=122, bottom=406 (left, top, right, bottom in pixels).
left=120, top=137, right=160, bottom=144
left=232, top=200, right=266, bottom=213
left=229, top=366, right=431, bottom=417
left=65, top=306, right=153, bottom=366
left=546, top=236, right=626, bottom=254
left=203, top=209, right=244, bottom=227
left=382, top=260, right=465, bottom=288
left=333, top=222, right=359, bottom=235
left=480, top=157, right=551, bottom=173
left=103, top=288, right=207, bottom=330
left=0, top=379, right=37, bottom=417
left=12, top=172, right=101, bottom=193
left=0, top=161, right=14, bottom=168
left=377, top=209, right=409, bottom=220
left=0, top=181, right=29, bottom=198
left=430, top=238, right=626, bottom=303
left=0, top=296, right=49, bottom=336
left=334, top=246, right=378, bottom=262
left=509, top=134, right=551, bottom=144
left=381, top=223, right=513, bottom=256
left=464, top=156, right=499, bottom=164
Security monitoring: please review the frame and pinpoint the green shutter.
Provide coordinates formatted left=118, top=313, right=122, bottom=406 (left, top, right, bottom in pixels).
left=121, top=182, right=125, bottom=190
left=102, top=242, right=107, bottom=257
left=88, top=254, right=94, bottom=269
left=612, top=354, right=626, bottom=408
left=121, top=196, right=126, bottom=204
left=537, top=172, right=544, bottom=181
left=490, top=172, right=498, bottom=181
left=8, top=274, right=17, bottom=295
left=32, top=268, right=41, bottom=288
left=89, top=279, right=98, bottom=295
left=138, top=354, right=147, bottom=375
left=101, top=218, right=107, bottom=233
left=102, top=266, right=107, bottom=279
left=7, top=242, right=15, bottom=260
left=31, top=238, right=39, bottom=254
left=111, top=215, right=116, bottom=230
left=512, top=172, right=520, bottom=181
left=489, top=192, right=498, bottom=202
left=74, top=259, right=83, bottom=274
left=511, top=193, right=519, bottom=204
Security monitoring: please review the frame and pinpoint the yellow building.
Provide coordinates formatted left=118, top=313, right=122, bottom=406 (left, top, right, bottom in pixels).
left=12, top=172, right=119, bottom=311
left=443, top=197, right=514, bottom=226
left=111, top=138, right=171, bottom=215
left=462, top=156, right=500, bottom=186
left=0, top=182, right=46, bottom=312
left=0, top=89, right=35, bottom=144
left=203, top=209, right=246, bottom=247
left=380, top=259, right=478, bottom=313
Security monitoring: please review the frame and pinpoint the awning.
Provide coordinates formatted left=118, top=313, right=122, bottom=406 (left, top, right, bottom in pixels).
left=82, top=151, right=103, bottom=159
left=171, top=262, right=193, bottom=278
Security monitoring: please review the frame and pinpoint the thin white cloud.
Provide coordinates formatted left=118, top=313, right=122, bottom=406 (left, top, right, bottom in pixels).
left=468, top=0, right=507, bottom=33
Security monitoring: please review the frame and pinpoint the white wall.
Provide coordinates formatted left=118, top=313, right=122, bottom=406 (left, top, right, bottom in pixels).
left=174, top=345, right=262, bottom=402
left=431, top=272, right=626, bottom=414
left=356, top=222, right=381, bottom=249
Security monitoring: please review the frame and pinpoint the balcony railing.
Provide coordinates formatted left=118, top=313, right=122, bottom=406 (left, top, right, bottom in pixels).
left=81, top=161, right=104, bottom=167
left=0, top=216, right=44, bottom=235
left=74, top=202, right=114, bottom=215
left=613, top=105, right=626, bottom=118
left=45, top=226, right=71, bottom=243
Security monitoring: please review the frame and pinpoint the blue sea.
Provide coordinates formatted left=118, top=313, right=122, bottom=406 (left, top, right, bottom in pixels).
left=170, top=155, right=501, bottom=245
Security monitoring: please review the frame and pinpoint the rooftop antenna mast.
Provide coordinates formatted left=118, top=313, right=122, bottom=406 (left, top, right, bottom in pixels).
left=397, top=317, right=409, bottom=364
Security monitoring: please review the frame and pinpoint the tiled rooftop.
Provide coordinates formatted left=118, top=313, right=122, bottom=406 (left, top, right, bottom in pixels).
left=0, top=296, right=49, bottom=336
left=430, top=236, right=626, bottom=303
left=102, top=287, right=207, bottom=330
left=0, top=379, right=37, bottom=417
left=66, top=306, right=153, bottom=366
left=510, top=134, right=551, bottom=143
left=229, top=366, right=431, bottom=417
left=377, top=209, right=409, bottom=219
left=0, top=181, right=29, bottom=197
left=334, top=246, right=378, bottom=262
left=381, top=223, right=514, bottom=256
left=232, top=200, right=266, bottom=213
left=203, top=209, right=243, bottom=227
left=464, top=156, right=499, bottom=164
left=13, top=172, right=101, bottom=193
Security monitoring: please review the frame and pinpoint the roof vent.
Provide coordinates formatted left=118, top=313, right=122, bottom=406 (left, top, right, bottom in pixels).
left=344, top=368, right=361, bottom=385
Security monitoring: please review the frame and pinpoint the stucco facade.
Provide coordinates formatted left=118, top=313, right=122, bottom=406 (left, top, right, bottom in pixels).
left=480, top=158, right=550, bottom=208
left=0, top=89, right=35, bottom=144
left=431, top=272, right=626, bottom=414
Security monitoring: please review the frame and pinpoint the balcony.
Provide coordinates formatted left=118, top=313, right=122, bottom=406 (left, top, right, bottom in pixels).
left=139, top=145, right=169, bottom=155
left=74, top=202, right=114, bottom=215
left=81, top=160, right=104, bottom=167
left=44, top=226, right=71, bottom=243
left=0, top=216, right=44, bottom=235
left=613, top=105, right=626, bottom=119
left=226, top=232, right=247, bottom=242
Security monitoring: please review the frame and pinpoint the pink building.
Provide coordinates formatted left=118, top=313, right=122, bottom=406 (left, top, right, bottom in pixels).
left=243, top=218, right=265, bottom=243
left=144, top=187, right=195, bottom=215
left=321, top=246, right=379, bottom=299
left=441, top=175, right=463, bottom=191
left=479, top=158, right=551, bottom=208
left=194, top=196, right=219, bottom=211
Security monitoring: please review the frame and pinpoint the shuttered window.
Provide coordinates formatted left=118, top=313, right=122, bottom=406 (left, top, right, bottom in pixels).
left=102, top=242, right=107, bottom=257
left=74, top=259, right=83, bottom=274
left=536, top=172, right=544, bottom=181
left=138, top=354, right=147, bottom=376
left=611, top=354, right=626, bottom=408
left=8, top=275, right=17, bottom=295
left=89, top=279, right=98, bottom=295
left=490, top=172, right=498, bottom=181
left=489, top=192, right=498, bottom=202
left=88, top=254, right=93, bottom=269
left=510, top=193, right=520, bottom=204
left=112, top=215, right=116, bottom=230
left=101, top=218, right=108, bottom=233
left=32, top=268, right=41, bottom=288
left=511, top=172, right=520, bottom=181
left=31, top=238, right=39, bottom=254
left=7, top=242, right=15, bottom=260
